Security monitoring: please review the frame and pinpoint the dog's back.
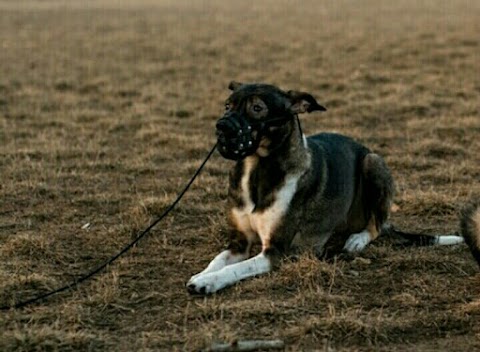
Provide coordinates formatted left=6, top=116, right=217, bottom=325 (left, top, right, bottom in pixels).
left=307, top=132, right=370, bottom=203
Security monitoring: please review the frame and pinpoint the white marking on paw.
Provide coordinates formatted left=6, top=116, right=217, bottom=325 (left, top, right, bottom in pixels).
left=435, top=235, right=464, bottom=245
left=343, top=231, right=371, bottom=253
left=187, top=252, right=271, bottom=294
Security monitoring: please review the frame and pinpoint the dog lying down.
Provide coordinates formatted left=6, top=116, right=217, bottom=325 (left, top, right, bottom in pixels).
left=187, top=81, right=480, bottom=295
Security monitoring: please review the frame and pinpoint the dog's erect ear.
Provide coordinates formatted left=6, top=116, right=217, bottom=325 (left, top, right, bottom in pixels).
left=286, top=90, right=327, bottom=114
left=228, top=81, right=243, bottom=91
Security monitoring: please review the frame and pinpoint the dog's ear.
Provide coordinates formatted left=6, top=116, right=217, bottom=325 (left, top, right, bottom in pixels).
left=228, top=81, right=243, bottom=91
left=286, top=90, right=327, bottom=114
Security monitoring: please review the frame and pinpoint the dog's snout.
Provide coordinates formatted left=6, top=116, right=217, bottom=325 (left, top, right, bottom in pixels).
left=215, top=112, right=260, bottom=160
left=216, top=117, right=237, bottom=137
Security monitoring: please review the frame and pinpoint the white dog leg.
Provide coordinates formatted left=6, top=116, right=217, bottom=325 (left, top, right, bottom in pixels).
left=187, top=252, right=271, bottom=294
left=187, top=250, right=249, bottom=283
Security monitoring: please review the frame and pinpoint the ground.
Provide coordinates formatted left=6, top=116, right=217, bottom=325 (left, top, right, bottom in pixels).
left=1, top=0, right=479, bottom=351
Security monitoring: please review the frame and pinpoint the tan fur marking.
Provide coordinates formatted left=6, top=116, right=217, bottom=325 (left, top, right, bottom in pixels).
left=257, top=137, right=272, bottom=157
left=229, top=209, right=259, bottom=246
left=366, top=214, right=379, bottom=241
left=230, top=156, right=260, bottom=244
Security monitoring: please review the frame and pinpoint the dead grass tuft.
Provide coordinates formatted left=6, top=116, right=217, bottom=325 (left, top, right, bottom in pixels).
left=0, top=327, right=104, bottom=352
left=278, top=255, right=344, bottom=292
left=0, top=274, right=58, bottom=308
left=397, top=192, right=459, bottom=217
left=86, top=271, right=121, bottom=307
left=1, top=233, right=55, bottom=261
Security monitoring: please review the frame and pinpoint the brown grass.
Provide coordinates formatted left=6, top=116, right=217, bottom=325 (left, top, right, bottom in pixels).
left=1, top=0, right=480, bottom=350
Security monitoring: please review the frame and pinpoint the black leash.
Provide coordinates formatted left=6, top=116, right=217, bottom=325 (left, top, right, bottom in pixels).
left=1, top=142, right=218, bottom=310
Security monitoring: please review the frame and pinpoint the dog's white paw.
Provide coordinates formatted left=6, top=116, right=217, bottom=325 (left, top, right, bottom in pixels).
left=186, top=272, right=223, bottom=295
left=343, top=231, right=371, bottom=253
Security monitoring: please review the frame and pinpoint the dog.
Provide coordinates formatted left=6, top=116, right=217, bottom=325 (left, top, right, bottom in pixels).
left=187, top=81, right=478, bottom=294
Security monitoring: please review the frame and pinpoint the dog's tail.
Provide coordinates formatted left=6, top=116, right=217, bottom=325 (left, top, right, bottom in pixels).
left=381, top=224, right=464, bottom=247
left=383, top=201, right=480, bottom=268
left=460, top=201, right=480, bottom=268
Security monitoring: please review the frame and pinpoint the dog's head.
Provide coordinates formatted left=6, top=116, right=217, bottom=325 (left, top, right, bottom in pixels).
left=216, top=81, right=326, bottom=160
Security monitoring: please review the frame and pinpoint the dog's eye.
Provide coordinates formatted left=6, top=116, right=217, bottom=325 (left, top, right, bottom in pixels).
left=225, top=103, right=230, bottom=111
left=253, top=104, right=263, bottom=112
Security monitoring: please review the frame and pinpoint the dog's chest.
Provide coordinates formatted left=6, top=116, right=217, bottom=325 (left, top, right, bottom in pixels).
left=230, top=158, right=300, bottom=246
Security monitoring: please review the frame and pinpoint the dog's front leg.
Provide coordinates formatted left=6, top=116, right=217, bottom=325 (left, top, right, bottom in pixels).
left=186, top=251, right=272, bottom=294
left=187, top=249, right=249, bottom=283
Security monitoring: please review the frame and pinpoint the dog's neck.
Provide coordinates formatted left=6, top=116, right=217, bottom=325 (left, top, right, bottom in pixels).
left=255, top=118, right=310, bottom=171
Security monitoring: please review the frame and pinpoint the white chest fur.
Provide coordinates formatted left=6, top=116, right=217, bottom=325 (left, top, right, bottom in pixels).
left=231, top=157, right=301, bottom=249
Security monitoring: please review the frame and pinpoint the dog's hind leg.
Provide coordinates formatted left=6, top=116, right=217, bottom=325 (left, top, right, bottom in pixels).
left=343, top=215, right=379, bottom=253
left=344, top=153, right=394, bottom=253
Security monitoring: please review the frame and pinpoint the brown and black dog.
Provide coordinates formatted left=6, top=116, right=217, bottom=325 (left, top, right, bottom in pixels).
left=187, top=82, right=477, bottom=294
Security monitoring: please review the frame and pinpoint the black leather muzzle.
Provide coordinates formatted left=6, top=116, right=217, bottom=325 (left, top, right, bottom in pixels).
left=216, top=112, right=292, bottom=160
left=216, top=112, right=262, bottom=160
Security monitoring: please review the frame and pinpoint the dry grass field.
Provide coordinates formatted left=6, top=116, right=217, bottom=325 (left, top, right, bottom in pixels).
left=1, top=0, right=480, bottom=350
